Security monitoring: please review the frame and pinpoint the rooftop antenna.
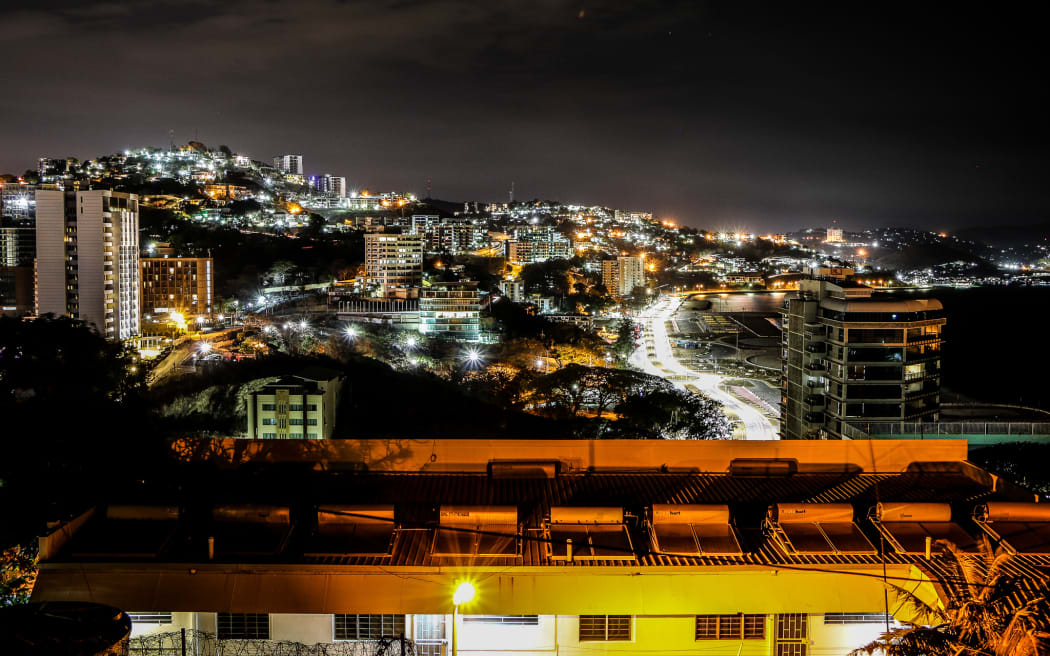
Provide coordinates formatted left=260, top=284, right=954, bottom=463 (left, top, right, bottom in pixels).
left=426, top=177, right=432, bottom=199
left=509, top=181, right=515, bottom=204
left=168, top=129, right=175, bottom=150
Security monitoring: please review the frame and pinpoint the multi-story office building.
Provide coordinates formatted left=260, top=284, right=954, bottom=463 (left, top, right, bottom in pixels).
left=0, top=183, right=42, bottom=315
left=272, top=154, right=304, bottom=175
left=246, top=368, right=343, bottom=439
left=419, top=281, right=480, bottom=341
left=365, top=233, right=424, bottom=297
left=602, top=256, right=645, bottom=298
left=825, top=227, right=844, bottom=243
left=140, top=256, right=214, bottom=318
left=35, top=190, right=140, bottom=340
left=780, top=277, right=944, bottom=439
left=35, top=440, right=1049, bottom=655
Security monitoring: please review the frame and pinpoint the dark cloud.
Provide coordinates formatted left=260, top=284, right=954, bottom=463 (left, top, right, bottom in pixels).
left=0, top=0, right=1046, bottom=231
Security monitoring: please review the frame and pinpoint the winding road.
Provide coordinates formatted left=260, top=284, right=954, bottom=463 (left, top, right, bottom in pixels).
left=632, top=295, right=779, bottom=440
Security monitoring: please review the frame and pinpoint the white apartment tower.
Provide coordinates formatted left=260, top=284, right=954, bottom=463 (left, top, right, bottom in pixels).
left=35, top=190, right=141, bottom=340
left=602, top=256, right=645, bottom=298
left=272, top=155, right=304, bottom=175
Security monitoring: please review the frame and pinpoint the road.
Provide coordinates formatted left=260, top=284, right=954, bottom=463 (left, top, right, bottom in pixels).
left=632, top=295, right=779, bottom=440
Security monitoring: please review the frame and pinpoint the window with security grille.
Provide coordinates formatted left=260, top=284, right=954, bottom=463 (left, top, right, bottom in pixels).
left=463, top=615, right=539, bottom=625
left=776, top=614, right=807, bottom=641
left=743, top=614, right=765, bottom=638
left=217, top=613, right=269, bottom=639
left=695, top=614, right=765, bottom=640
left=128, top=612, right=172, bottom=625
left=334, top=614, right=406, bottom=640
left=824, top=613, right=891, bottom=624
left=579, top=615, right=631, bottom=642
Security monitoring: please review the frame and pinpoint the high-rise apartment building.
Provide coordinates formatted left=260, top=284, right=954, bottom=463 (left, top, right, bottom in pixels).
left=365, top=233, right=424, bottom=297
left=312, top=174, right=346, bottom=198
left=602, top=256, right=645, bottom=298
left=140, top=256, right=214, bottom=318
left=825, top=227, right=844, bottom=243
left=272, top=155, right=304, bottom=175
left=419, top=281, right=480, bottom=341
left=35, top=190, right=141, bottom=340
left=780, top=277, right=944, bottom=439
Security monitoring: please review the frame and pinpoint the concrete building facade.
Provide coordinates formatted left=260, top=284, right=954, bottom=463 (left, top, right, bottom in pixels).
left=245, top=368, right=343, bottom=439
left=780, top=278, right=944, bottom=439
left=35, top=189, right=140, bottom=340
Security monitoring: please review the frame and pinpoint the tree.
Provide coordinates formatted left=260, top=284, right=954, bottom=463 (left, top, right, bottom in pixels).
left=0, top=544, right=37, bottom=607
left=264, top=260, right=298, bottom=286
left=614, top=318, right=637, bottom=360
left=852, top=542, right=1050, bottom=656
left=612, top=388, right=731, bottom=440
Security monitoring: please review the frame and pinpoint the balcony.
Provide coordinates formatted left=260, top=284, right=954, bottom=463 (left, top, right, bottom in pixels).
left=804, top=394, right=826, bottom=407
left=904, top=370, right=939, bottom=382
left=804, top=411, right=824, bottom=423
left=905, top=352, right=941, bottom=364
left=804, top=361, right=826, bottom=373
left=804, top=342, right=827, bottom=354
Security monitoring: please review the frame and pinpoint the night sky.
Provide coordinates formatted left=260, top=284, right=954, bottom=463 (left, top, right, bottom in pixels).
left=1, top=1, right=1046, bottom=232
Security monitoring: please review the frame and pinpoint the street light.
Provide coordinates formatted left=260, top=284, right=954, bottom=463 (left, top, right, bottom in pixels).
left=452, top=581, right=475, bottom=656
left=344, top=325, right=358, bottom=340
left=463, top=348, right=482, bottom=368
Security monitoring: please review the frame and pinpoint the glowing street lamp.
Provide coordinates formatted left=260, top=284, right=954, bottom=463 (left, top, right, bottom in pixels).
left=198, top=342, right=212, bottom=355
left=344, top=325, right=358, bottom=340
left=452, top=581, right=475, bottom=656
left=405, top=336, right=417, bottom=349
left=463, top=349, right=482, bottom=368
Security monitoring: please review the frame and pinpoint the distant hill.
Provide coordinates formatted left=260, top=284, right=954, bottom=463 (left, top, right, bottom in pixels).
left=953, top=223, right=1050, bottom=248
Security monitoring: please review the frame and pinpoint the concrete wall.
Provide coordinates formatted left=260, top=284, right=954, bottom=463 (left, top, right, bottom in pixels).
left=129, top=613, right=891, bottom=655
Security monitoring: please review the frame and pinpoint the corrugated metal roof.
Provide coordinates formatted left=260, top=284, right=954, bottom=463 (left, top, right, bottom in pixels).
left=54, top=469, right=1012, bottom=571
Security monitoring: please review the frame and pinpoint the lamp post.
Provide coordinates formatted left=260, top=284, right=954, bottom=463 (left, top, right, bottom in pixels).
left=451, top=581, right=474, bottom=656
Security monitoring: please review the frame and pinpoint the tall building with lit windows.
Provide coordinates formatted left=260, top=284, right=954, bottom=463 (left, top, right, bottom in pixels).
left=365, top=232, right=424, bottom=297
left=35, top=189, right=141, bottom=340
left=780, top=275, right=944, bottom=439
left=602, top=256, right=645, bottom=298
left=419, top=281, right=480, bottom=341
left=140, top=256, right=213, bottom=318
left=0, top=182, right=47, bottom=315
